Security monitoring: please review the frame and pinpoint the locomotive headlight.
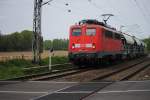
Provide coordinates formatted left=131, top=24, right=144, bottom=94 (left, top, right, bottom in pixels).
left=92, top=43, right=96, bottom=49
left=72, top=43, right=75, bottom=49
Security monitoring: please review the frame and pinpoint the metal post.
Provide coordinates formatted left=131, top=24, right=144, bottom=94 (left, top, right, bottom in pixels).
left=49, top=49, right=52, bottom=71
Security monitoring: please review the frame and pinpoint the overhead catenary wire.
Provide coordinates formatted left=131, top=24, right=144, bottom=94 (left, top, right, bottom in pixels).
left=132, top=0, right=150, bottom=35
left=105, top=0, right=133, bottom=25
left=43, top=0, right=149, bottom=38
left=135, top=0, right=150, bottom=19
left=87, top=0, right=128, bottom=25
left=43, top=0, right=90, bottom=19
left=56, top=0, right=91, bottom=17
left=133, top=0, right=150, bottom=24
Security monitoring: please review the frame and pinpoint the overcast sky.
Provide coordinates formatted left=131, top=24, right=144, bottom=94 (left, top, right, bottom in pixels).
left=0, top=0, right=150, bottom=40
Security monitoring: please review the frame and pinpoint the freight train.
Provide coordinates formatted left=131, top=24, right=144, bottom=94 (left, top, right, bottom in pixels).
left=68, top=19, right=146, bottom=65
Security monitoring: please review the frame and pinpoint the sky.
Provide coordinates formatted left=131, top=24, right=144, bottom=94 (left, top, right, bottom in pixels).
left=0, top=0, right=150, bottom=40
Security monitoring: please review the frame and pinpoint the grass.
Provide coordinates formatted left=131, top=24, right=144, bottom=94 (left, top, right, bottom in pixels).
left=41, top=56, right=69, bottom=65
left=0, top=56, right=70, bottom=80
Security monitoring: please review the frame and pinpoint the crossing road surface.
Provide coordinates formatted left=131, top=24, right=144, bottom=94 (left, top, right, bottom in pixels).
left=0, top=80, right=150, bottom=100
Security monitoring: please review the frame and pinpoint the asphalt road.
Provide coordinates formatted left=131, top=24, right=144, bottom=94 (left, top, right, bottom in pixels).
left=0, top=81, right=77, bottom=100
left=85, top=80, right=150, bottom=100
left=0, top=80, right=150, bottom=100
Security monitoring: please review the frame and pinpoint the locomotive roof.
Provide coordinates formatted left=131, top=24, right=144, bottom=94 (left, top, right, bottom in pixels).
left=73, top=19, right=144, bottom=46
left=79, top=19, right=117, bottom=30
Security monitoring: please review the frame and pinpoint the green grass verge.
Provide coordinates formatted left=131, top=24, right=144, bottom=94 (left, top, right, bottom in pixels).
left=41, top=56, right=69, bottom=65
left=0, top=56, right=70, bottom=80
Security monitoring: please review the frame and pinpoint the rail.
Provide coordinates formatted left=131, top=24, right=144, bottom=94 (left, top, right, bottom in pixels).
left=5, top=63, right=75, bottom=81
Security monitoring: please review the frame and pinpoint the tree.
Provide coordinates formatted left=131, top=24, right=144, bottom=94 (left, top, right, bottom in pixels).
left=0, top=30, right=32, bottom=51
left=44, top=39, right=69, bottom=50
left=143, top=37, right=150, bottom=52
left=0, top=30, right=69, bottom=51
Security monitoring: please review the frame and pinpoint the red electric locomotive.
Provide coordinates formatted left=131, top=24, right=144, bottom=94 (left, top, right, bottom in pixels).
left=68, top=19, right=146, bottom=65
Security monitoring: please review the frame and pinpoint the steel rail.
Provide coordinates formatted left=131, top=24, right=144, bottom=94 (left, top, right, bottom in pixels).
left=5, top=63, right=75, bottom=81
left=92, top=58, right=150, bottom=81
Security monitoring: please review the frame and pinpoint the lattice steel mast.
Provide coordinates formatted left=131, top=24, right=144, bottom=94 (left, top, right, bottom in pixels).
left=32, top=0, right=43, bottom=63
left=32, top=0, right=53, bottom=64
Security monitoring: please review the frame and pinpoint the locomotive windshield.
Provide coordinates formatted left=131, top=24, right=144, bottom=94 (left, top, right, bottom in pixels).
left=72, top=28, right=81, bottom=36
left=86, top=28, right=96, bottom=36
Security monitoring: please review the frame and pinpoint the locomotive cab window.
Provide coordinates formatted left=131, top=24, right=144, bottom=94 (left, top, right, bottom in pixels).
left=86, top=28, right=96, bottom=36
left=105, top=30, right=113, bottom=38
left=114, top=33, right=121, bottom=40
left=72, top=28, right=81, bottom=36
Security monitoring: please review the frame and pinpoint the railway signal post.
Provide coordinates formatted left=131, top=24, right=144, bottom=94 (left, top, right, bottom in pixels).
left=49, top=48, right=53, bottom=71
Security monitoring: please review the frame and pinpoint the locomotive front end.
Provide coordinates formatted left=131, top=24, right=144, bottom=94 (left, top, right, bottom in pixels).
left=68, top=23, right=102, bottom=64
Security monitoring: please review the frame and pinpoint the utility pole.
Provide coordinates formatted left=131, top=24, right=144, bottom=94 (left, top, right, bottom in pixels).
left=32, top=0, right=43, bottom=64
left=32, top=0, right=53, bottom=64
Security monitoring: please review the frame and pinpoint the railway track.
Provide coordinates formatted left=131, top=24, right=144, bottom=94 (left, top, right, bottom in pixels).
left=93, top=58, right=150, bottom=81
left=6, top=63, right=76, bottom=81
left=81, top=57, right=150, bottom=100
left=5, top=57, right=150, bottom=82
left=46, top=57, right=148, bottom=82
left=28, top=67, right=93, bottom=81
left=47, top=57, right=150, bottom=82
left=6, top=63, right=93, bottom=81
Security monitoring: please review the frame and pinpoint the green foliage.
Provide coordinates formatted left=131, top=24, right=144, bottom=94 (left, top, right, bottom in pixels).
left=41, top=56, right=69, bottom=65
left=0, top=30, right=32, bottom=51
left=44, top=39, right=69, bottom=50
left=0, top=56, right=69, bottom=79
left=0, top=59, right=34, bottom=79
left=44, top=40, right=52, bottom=50
left=0, top=30, right=69, bottom=51
left=0, top=66, right=23, bottom=80
left=143, top=37, right=150, bottom=52
left=41, top=56, right=70, bottom=71
left=0, top=59, right=33, bottom=68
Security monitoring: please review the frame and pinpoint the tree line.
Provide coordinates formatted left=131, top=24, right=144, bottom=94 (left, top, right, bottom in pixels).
left=0, top=30, right=150, bottom=52
left=0, top=30, right=69, bottom=51
left=143, top=37, right=150, bottom=52
left=0, top=30, right=32, bottom=51
left=44, top=39, right=69, bottom=50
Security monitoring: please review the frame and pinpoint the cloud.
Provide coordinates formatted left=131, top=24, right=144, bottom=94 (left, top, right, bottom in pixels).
left=0, top=16, right=6, bottom=20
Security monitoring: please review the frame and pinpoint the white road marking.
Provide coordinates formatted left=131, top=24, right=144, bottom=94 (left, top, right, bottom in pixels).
left=0, top=89, right=149, bottom=94
left=117, top=80, right=150, bottom=83
left=98, top=90, right=150, bottom=94
left=1, top=80, right=149, bottom=84
left=27, top=81, right=112, bottom=84
left=55, top=91, right=92, bottom=93
left=0, top=91, right=47, bottom=94
left=31, top=84, right=77, bottom=100
left=0, top=81, right=21, bottom=83
left=28, top=81, right=79, bottom=84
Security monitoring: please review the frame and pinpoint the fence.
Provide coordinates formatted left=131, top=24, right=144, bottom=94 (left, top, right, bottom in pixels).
left=0, top=55, right=33, bottom=62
